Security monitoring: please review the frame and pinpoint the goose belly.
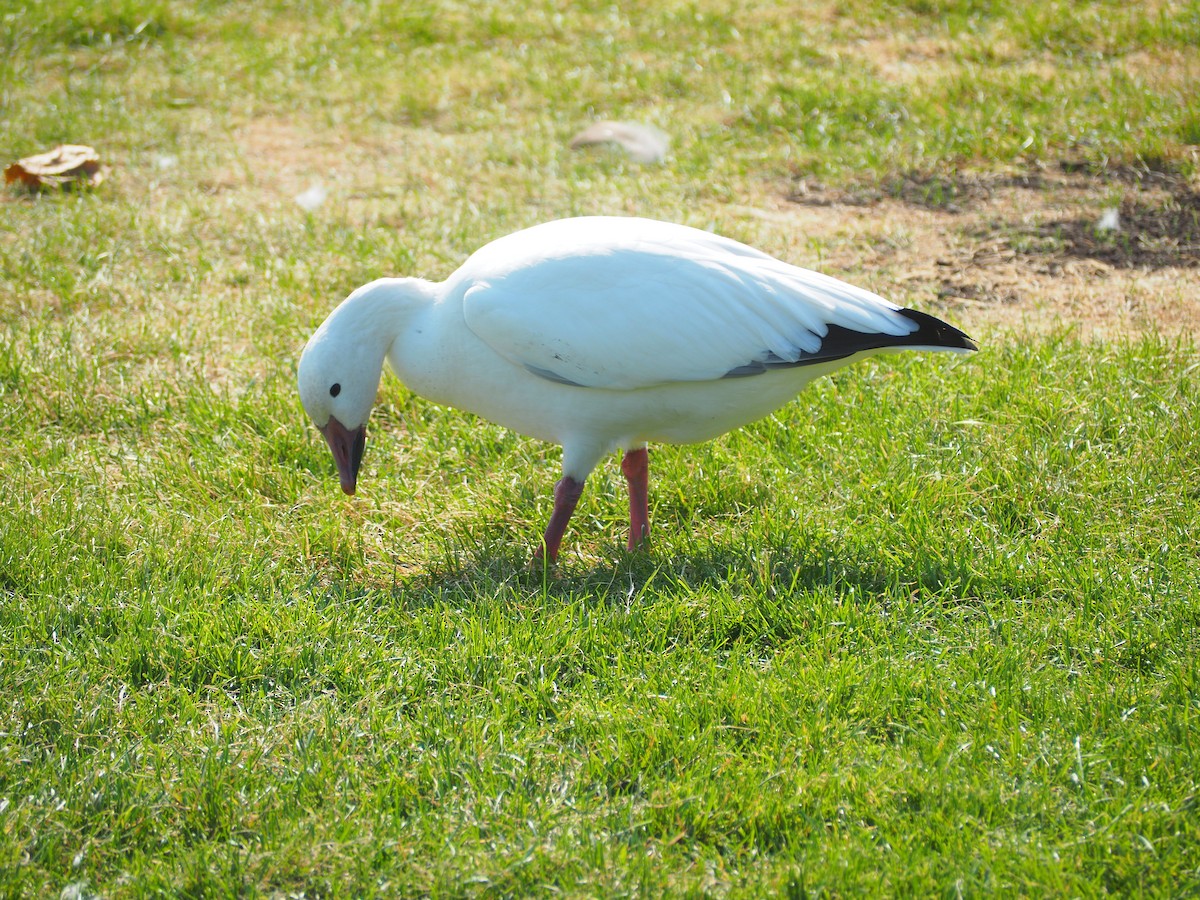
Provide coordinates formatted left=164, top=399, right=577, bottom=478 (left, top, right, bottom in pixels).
left=484, top=358, right=860, bottom=450
left=607, top=359, right=853, bottom=446
left=392, top=335, right=871, bottom=451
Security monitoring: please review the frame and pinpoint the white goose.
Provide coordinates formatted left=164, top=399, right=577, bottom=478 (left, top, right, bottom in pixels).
left=298, top=216, right=976, bottom=563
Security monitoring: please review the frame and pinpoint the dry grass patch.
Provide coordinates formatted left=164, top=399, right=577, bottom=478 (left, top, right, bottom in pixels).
left=781, top=164, right=1200, bottom=341
left=214, top=109, right=1200, bottom=349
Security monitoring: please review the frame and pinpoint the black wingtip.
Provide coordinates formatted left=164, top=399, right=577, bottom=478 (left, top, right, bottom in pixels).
left=721, top=306, right=978, bottom=379
left=897, top=307, right=978, bottom=352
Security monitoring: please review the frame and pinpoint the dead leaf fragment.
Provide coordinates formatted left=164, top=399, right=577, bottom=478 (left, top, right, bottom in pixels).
left=5, top=144, right=104, bottom=190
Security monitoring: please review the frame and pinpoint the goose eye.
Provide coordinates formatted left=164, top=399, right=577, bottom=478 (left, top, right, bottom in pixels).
left=329, top=383, right=341, bottom=398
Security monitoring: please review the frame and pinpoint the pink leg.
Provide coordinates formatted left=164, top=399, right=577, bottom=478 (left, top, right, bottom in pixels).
left=621, top=448, right=650, bottom=551
left=535, top=476, right=585, bottom=564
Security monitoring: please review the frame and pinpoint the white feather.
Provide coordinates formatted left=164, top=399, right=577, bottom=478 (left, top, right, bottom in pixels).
left=453, top=217, right=916, bottom=390
left=298, top=216, right=975, bottom=548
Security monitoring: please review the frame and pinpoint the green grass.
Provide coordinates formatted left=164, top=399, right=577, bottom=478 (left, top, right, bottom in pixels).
left=2, top=1, right=1200, bottom=896
left=4, top=338, right=1198, bottom=896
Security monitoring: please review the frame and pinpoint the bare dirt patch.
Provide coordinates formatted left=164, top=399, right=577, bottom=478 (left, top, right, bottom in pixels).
left=781, top=164, right=1200, bottom=341
left=223, top=115, right=1198, bottom=343
left=222, top=117, right=370, bottom=199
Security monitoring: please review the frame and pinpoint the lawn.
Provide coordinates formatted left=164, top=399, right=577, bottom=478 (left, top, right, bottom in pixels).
left=2, top=0, right=1199, bottom=895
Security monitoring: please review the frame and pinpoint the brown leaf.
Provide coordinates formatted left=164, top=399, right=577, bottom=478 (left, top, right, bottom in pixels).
left=5, top=144, right=104, bottom=190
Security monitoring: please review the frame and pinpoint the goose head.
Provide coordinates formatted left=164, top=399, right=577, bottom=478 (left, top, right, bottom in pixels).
left=297, top=281, right=404, bottom=495
left=297, top=328, right=376, bottom=495
left=298, top=278, right=435, bottom=496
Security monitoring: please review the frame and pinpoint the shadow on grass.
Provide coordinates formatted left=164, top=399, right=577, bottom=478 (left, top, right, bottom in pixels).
left=374, top=532, right=987, bottom=613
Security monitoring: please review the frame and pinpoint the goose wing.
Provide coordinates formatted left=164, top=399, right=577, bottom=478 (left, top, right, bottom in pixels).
left=456, top=217, right=939, bottom=391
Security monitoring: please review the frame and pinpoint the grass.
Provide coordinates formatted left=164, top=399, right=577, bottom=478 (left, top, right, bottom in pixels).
left=2, top=0, right=1200, bottom=895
